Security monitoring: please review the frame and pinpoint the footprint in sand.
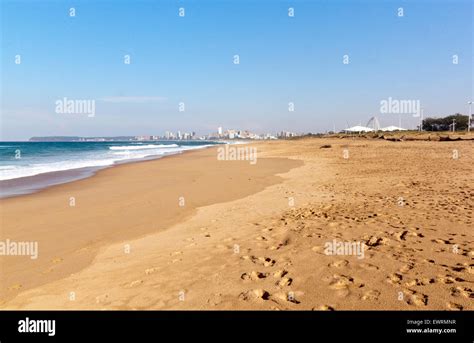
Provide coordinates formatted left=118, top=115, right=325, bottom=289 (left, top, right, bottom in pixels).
left=431, top=238, right=451, bottom=245
left=329, top=260, right=349, bottom=268
left=450, top=286, right=473, bottom=298
left=145, top=267, right=159, bottom=275
left=239, top=289, right=270, bottom=301
left=408, top=293, right=428, bottom=306
left=450, top=265, right=467, bottom=272
left=361, top=290, right=381, bottom=301
left=240, top=271, right=268, bottom=281
left=404, top=278, right=435, bottom=287
left=328, top=274, right=354, bottom=290
left=402, top=290, right=428, bottom=306
left=437, top=275, right=464, bottom=284
left=365, top=236, right=388, bottom=247
left=273, top=270, right=288, bottom=278
left=467, top=265, right=474, bottom=274
left=276, top=277, right=292, bottom=287
left=447, top=302, right=463, bottom=311
left=394, top=231, right=409, bottom=241
left=313, top=305, right=335, bottom=311
left=241, top=255, right=276, bottom=267
left=259, top=257, right=276, bottom=267
left=387, top=273, right=403, bottom=285
left=268, top=238, right=291, bottom=251
left=7, top=284, right=22, bottom=291
left=273, top=291, right=301, bottom=304
left=408, top=231, right=424, bottom=238
left=125, top=280, right=144, bottom=288
left=399, top=263, right=415, bottom=273
left=359, top=263, right=379, bottom=271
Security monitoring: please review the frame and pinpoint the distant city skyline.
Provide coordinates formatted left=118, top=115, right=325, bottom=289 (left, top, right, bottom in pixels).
left=1, top=0, right=472, bottom=140
left=27, top=125, right=289, bottom=142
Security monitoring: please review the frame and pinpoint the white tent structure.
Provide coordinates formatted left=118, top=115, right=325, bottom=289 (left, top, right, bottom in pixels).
left=343, top=125, right=374, bottom=133
left=380, top=126, right=407, bottom=132
left=343, top=115, right=408, bottom=133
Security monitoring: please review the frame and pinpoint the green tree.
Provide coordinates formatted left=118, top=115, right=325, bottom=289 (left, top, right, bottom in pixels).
left=422, top=113, right=468, bottom=131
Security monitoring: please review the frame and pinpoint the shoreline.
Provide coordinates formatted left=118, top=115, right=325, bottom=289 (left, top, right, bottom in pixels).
left=0, top=143, right=302, bottom=304
left=0, top=143, right=221, bottom=199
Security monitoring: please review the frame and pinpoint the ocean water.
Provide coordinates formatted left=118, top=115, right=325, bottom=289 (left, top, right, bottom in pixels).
left=0, top=141, right=218, bottom=197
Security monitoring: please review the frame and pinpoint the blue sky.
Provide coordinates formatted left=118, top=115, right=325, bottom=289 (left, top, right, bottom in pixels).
left=1, top=0, right=472, bottom=140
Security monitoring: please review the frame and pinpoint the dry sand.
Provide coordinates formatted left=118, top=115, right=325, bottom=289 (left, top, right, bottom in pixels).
left=0, top=138, right=472, bottom=310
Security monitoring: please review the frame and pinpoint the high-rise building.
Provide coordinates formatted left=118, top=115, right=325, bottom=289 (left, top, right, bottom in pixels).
left=218, top=127, right=223, bottom=136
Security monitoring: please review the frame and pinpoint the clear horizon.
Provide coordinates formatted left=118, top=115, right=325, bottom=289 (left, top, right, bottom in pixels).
left=1, top=0, right=473, bottom=140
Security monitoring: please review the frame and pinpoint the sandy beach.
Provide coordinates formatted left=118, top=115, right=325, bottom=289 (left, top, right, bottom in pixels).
left=0, top=138, right=473, bottom=310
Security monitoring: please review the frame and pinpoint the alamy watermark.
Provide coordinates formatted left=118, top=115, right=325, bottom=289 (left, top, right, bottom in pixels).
left=324, top=239, right=365, bottom=259
left=380, top=97, right=421, bottom=117
left=18, top=318, right=55, bottom=337
left=217, top=144, right=257, bottom=165
left=0, top=239, right=38, bottom=259
left=55, top=97, right=95, bottom=117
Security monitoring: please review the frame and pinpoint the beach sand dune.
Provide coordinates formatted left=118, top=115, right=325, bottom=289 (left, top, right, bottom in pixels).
left=1, top=139, right=472, bottom=310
